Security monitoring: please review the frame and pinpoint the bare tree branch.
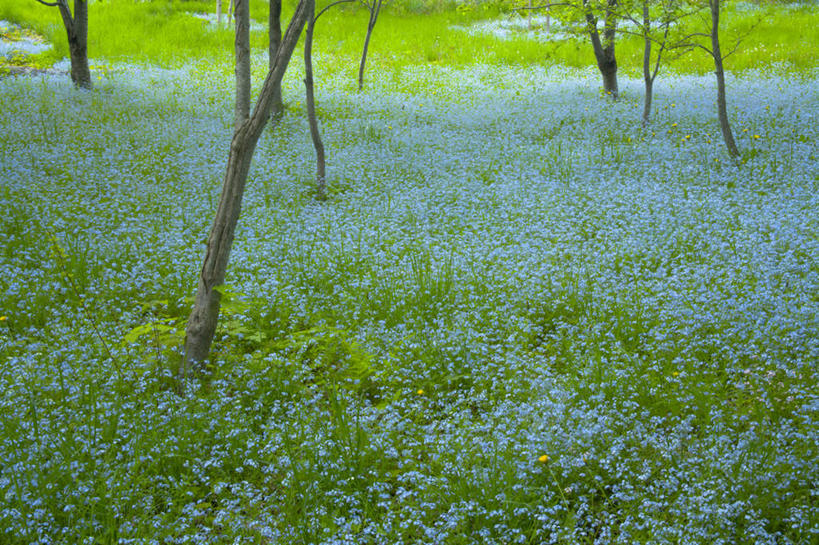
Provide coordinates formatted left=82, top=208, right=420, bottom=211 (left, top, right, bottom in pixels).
left=315, top=0, right=356, bottom=22
left=721, top=17, right=760, bottom=60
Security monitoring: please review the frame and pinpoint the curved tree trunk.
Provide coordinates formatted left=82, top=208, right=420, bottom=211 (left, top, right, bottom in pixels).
left=304, top=0, right=327, bottom=201
left=358, top=0, right=382, bottom=91
left=710, top=0, right=739, bottom=159
left=269, top=0, right=284, bottom=118
left=183, top=0, right=310, bottom=371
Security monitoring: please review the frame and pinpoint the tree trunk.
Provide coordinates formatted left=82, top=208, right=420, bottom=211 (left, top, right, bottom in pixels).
left=269, top=0, right=284, bottom=118
left=217, top=0, right=222, bottom=25
left=56, top=0, right=92, bottom=89
left=234, top=0, right=251, bottom=127
left=641, top=3, right=652, bottom=126
left=304, top=0, right=327, bottom=201
left=585, top=1, right=618, bottom=100
left=183, top=0, right=310, bottom=371
left=229, top=0, right=235, bottom=24
left=710, top=0, right=740, bottom=159
left=642, top=79, right=653, bottom=128
left=357, top=0, right=381, bottom=91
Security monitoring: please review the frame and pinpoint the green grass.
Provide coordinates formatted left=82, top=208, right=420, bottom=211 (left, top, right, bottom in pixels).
left=3, top=0, right=818, bottom=74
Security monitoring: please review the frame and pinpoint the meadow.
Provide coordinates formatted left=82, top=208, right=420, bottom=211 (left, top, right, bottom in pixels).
left=1, top=0, right=818, bottom=543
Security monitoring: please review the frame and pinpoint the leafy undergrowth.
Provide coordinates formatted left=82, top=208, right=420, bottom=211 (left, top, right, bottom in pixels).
left=1, top=15, right=818, bottom=545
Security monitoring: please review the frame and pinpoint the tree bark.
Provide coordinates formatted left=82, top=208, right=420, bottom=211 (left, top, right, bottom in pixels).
left=304, top=0, right=327, bottom=201
left=269, top=0, right=284, bottom=118
left=710, top=0, right=740, bottom=159
left=642, top=78, right=653, bottom=127
left=234, top=0, right=251, bottom=127
left=585, top=0, right=618, bottom=100
left=641, top=3, right=652, bottom=125
left=54, top=0, right=92, bottom=89
left=183, top=0, right=310, bottom=371
left=217, top=0, right=222, bottom=25
left=358, top=0, right=382, bottom=91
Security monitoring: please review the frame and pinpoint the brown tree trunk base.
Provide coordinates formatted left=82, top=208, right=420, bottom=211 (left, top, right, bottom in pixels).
left=600, top=64, right=618, bottom=100
left=68, top=42, right=92, bottom=89
left=642, top=79, right=653, bottom=127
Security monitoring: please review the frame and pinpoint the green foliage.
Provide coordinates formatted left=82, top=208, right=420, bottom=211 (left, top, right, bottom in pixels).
left=2, top=0, right=817, bottom=74
left=270, top=325, right=379, bottom=395
left=123, top=284, right=382, bottom=399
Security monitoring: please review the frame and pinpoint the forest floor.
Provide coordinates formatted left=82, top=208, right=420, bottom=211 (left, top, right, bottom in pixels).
left=1, top=3, right=818, bottom=544
left=0, top=20, right=62, bottom=77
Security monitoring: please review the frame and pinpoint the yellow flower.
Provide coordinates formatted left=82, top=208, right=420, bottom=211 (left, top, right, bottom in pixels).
left=538, top=454, right=549, bottom=463
left=753, top=134, right=761, bottom=140
left=671, top=122, right=678, bottom=128
left=0, top=316, right=7, bottom=322
left=672, top=371, right=680, bottom=377
left=416, top=389, right=424, bottom=395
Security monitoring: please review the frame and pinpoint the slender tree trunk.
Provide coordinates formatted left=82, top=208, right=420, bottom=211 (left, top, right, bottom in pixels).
left=304, top=0, right=327, bottom=200
left=217, top=0, right=223, bottom=25
left=585, top=0, right=618, bottom=100
left=641, top=3, right=652, bottom=126
left=710, top=0, right=740, bottom=159
left=229, top=0, right=235, bottom=24
left=357, top=0, right=381, bottom=92
left=183, top=0, right=310, bottom=371
left=234, top=0, right=251, bottom=127
left=643, top=79, right=653, bottom=127
left=56, top=0, right=92, bottom=89
left=269, top=0, right=284, bottom=117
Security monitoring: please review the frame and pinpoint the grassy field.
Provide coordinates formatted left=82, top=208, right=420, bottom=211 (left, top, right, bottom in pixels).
left=3, top=0, right=819, bottom=72
left=1, top=0, right=818, bottom=543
